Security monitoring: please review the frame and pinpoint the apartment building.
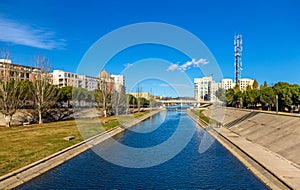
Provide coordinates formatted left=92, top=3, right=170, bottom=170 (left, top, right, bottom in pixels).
left=194, top=76, right=254, bottom=101
left=221, top=78, right=235, bottom=90
left=239, top=78, right=254, bottom=90
left=111, top=74, right=125, bottom=93
left=52, top=70, right=98, bottom=91
left=0, top=59, right=37, bottom=81
left=194, top=76, right=220, bottom=101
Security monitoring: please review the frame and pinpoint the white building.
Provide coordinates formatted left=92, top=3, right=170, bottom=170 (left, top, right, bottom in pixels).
left=52, top=70, right=98, bottom=91
left=221, top=78, right=235, bottom=90
left=111, top=74, right=125, bottom=93
left=52, top=70, right=79, bottom=88
left=194, top=76, right=220, bottom=101
left=79, top=75, right=99, bottom=91
left=239, top=78, right=254, bottom=90
left=194, top=76, right=255, bottom=101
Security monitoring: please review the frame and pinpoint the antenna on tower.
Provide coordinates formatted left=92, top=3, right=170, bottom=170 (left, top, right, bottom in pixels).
left=234, top=34, right=243, bottom=86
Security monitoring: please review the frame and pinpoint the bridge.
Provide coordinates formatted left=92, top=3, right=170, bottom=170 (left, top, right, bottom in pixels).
left=156, top=99, right=213, bottom=108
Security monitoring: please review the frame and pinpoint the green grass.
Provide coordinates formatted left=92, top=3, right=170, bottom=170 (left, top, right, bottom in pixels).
left=0, top=111, right=151, bottom=176
left=190, top=109, right=221, bottom=126
left=190, top=109, right=210, bottom=123
left=0, top=120, right=82, bottom=176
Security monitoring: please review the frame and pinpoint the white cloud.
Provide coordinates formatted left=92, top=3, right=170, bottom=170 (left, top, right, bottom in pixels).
left=166, top=63, right=179, bottom=71
left=167, top=58, right=208, bottom=71
left=0, top=17, right=65, bottom=50
left=124, top=63, right=133, bottom=69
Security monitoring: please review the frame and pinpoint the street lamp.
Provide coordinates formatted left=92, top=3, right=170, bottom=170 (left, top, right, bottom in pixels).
left=276, top=95, right=278, bottom=113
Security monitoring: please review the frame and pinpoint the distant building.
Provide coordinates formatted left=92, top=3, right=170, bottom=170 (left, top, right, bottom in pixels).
left=239, top=78, right=254, bottom=90
left=79, top=75, right=99, bottom=91
left=194, top=76, right=254, bottom=101
left=111, top=74, right=125, bottom=93
left=221, top=78, right=235, bottom=90
left=52, top=70, right=80, bottom=88
left=194, top=76, right=220, bottom=101
left=97, top=70, right=114, bottom=94
left=52, top=70, right=98, bottom=91
left=0, top=59, right=37, bottom=81
left=129, top=92, right=151, bottom=100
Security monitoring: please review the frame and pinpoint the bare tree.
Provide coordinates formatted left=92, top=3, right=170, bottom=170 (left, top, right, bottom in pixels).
left=111, top=88, right=126, bottom=116
left=31, top=55, right=59, bottom=124
left=0, top=50, right=27, bottom=127
left=137, top=85, right=142, bottom=112
left=95, top=79, right=111, bottom=117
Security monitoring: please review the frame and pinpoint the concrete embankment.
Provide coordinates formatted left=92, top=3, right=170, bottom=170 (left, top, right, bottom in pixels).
left=188, top=108, right=300, bottom=190
left=0, top=110, right=161, bottom=189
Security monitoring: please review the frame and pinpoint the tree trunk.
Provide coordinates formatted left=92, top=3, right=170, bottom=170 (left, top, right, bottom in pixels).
left=115, top=107, right=119, bottom=116
left=38, top=110, right=43, bottom=124
left=4, top=115, right=11, bottom=127
left=103, top=110, right=107, bottom=117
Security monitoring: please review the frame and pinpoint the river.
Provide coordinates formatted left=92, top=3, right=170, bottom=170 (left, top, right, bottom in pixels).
left=17, top=111, right=267, bottom=189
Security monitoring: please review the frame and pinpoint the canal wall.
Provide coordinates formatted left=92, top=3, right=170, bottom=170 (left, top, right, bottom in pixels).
left=0, top=110, right=161, bottom=189
left=188, top=108, right=300, bottom=189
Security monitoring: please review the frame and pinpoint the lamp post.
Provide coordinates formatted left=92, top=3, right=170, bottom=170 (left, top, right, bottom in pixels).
left=276, top=95, right=278, bottom=113
left=240, top=97, right=243, bottom=109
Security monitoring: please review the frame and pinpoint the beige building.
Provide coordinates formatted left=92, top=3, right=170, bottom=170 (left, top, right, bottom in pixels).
left=221, top=78, right=235, bottom=90
left=129, top=92, right=151, bottom=100
left=239, top=78, right=254, bottom=90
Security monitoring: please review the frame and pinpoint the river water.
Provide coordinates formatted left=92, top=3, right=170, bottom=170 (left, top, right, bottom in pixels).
left=17, top=111, right=267, bottom=189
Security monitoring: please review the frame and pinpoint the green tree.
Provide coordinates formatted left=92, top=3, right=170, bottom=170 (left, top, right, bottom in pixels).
left=59, top=86, right=73, bottom=107
left=226, top=86, right=242, bottom=107
left=260, top=87, right=275, bottom=110
left=261, top=81, right=268, bottom=89
left=127, top=94, right=137, bottom=107
left=243, top=88, right=260, bottom=108
left=253, top=79, right=259, bottom=89
left=215, top=88, right=226, bottom=102
left=273, top=82, right=294, bottom=111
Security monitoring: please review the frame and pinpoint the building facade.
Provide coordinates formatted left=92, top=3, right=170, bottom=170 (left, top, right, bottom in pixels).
left=194, top=76, right=220, bottom=101
left=194, top=76, right=254, bottom=101
left=221, top=78, right=235, bottom=90
left=52, top=70, right=98, bottom=91
left=0, top=59, right=37, bottom=81
left=111, top=74, right=125, bottom=93
left=239, top=78, right=254, bottom=90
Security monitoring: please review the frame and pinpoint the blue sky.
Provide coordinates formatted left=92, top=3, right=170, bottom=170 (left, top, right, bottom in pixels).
left=0, top=0, right=299, bottom=97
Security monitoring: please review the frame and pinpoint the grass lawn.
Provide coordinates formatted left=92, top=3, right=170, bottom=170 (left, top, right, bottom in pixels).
left=0, top=111, right=150, bottom=176
left=190, top=109, right=210, bottom=123
left=190, top=109, right=220, bottom=126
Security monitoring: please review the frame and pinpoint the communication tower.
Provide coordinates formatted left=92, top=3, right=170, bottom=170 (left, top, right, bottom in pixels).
left=234, top=34, right=243, bottom=86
